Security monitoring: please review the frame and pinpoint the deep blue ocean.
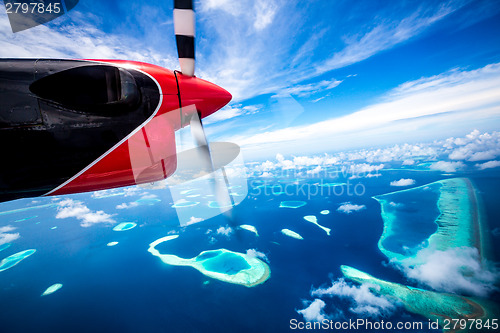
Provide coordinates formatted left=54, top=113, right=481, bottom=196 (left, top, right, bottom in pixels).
left=0, top=166, right=499, bottom=332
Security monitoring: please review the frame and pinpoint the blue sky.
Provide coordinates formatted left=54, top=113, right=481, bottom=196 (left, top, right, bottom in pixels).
left=1, top=0, right=500, bottom=159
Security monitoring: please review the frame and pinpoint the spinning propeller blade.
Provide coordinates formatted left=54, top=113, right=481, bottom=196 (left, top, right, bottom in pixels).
left=190, top=112, right=235, bottom=218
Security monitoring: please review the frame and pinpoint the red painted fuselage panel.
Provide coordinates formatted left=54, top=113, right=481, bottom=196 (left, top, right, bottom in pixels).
left=46, top=60, right=231, bottom=196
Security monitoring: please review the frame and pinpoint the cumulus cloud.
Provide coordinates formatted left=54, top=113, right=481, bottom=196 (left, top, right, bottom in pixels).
left=429, top=161, right=465, bottom=172
left=390, top=178, right=416, bottom=187
left=0, top=226, right=20, bottom=246
left=397, top=247, right=499, bottom=297
left=446, top=130, right=500, bottom=162
left=307, top=166, right=323, bottom=175
left=187, top=217, right=204, bottom=225
left=115, top=194, right=158, bottom=210
left=116, top=202, right=139, bottom=210
left=252, top=153, right=384, bottom=179
left=311, top=279, right=395, bottom=317
left=56, top=199, right=115, bottom=227
left=216, top=226, right=233, bottom=237
left=246, top=249, right=269, bottom=262
left=347, top=164, right=384, bottom=178
left=337, top=203, right=366, bottom=214
left=247, top=130, right=500, bottom=178
left=469, top=151, right=499, bottom=161
left=476, top=160, right=500, bottom=170
left=297, top=299, right=329, bottom=322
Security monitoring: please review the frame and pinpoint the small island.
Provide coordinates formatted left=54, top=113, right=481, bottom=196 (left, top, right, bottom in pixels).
left=113, top=222, right=137, bottom=231
left=281, top=229, right=303, bottom=240
left=279, top=201, right=306, bottom=209
left=303, top=215, right=330, bottom=235
left=239, top=225, right=259, bottom=236
left=171, top=200, right=200, bottom=208
left=0, top=249, right=36, bottom=272
left=148, top=235, right=270, bottom=287
left=41, top=283, right=63, bottom=296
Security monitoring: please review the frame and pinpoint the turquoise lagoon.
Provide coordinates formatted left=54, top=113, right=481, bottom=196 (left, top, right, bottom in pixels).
left=148, top=235, right=270, bottom=287
left=368, top=178, right=496, bottom=328
left=373, top=178, right=487, bottom=262
left=342, top=265, right=497, bottom=331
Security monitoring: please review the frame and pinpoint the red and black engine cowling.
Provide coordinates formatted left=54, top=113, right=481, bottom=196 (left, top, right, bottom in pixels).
left=0, top=59, right=231, bottom=203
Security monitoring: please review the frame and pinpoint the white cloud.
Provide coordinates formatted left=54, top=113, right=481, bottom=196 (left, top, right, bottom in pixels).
left=297, top=299, right=328, bottom=322
left=246, top=130, right=500, bottom=177
left=0, top=12, right=177, bottom=69
left=92, top=187, right=143, bottom=199
left=0, top=0, right=488, bottom=108
left=337, top=203, right=366, bottom=214
left=469, top=150, right=498, bottom=161
left=429, top=161, right=465, bottom=172
left=307, top=166, right=323, bottom=175
left=253, top=0, right=278, bottom=31
left=115, top=193, right=157, bottom=209
left=0, top=226, right=20, bottom=246
left=397, top=247, right=499, bottom=297
left=252, top=154, right=384, bottom=177
left=204, top=104, right=261, bottom=125
left=314, top=5, right=457, bottom=75
left=116, top=202, right=139, bottom=210
left=202, top=0, right=241, bottom=16
left=140, top=194, right=159, bottom=200
left=447, top=130, right=500, bottom=161
left=390, top=178, right=416, bottom=186
left=187, top=216, right=204, bottom=225
left=476, top=160, right=500, bottom=170
left=198, top=1, right=467, bottom=102
left=246, top=249, right=269, bottom=262
left=348, top=164, right=384, bottom=177
left=123, top=187, right=143, bottom=197
left=311, top=279, right=395, bottom=317
left=275, top=79, right=342, bottom=98
left=216, top=226, right=233, bottom=237
left=56, top=199, right=115, bottom=227
left=226, top=63, right=500, bottom=156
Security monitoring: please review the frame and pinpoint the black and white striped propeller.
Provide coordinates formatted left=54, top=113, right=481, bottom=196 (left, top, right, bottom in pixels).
left=174, top=0, right=196, bottom=77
